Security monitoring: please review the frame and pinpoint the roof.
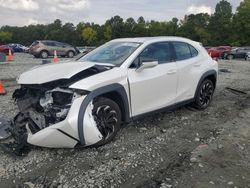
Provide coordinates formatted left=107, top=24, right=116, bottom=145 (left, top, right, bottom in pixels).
left=111, top=36, right=193, bottom=43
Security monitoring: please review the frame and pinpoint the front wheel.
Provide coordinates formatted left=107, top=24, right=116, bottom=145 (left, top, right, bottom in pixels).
left=40, top=50, right=49, bottom=59
left=193, top=79, right=215, bottom=110
left=92, top=97, right=121, bottom=146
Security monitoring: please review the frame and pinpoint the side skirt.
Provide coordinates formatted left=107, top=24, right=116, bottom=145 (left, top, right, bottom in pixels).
left=131, top=98, right=195, bottom=121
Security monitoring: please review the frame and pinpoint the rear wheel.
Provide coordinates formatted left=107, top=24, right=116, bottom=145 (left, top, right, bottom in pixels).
left=193, top=79, right=214, bottom=110
left=92, top=97, right=121, bottom=146
left=67, top=51, right=75, bottom=58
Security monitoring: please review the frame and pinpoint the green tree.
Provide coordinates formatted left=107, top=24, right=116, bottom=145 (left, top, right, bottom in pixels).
left=0, top=31, right=12, bottom=43
left=134, top=16, right=147, bottom=36
left=232, top=0, right=250, bottom=45
left=82, top=27, right=97, bottom=45
left=105, top=16, right=124, bottom=38
left=124, top=17, right=136, bottom=37
left=208, top=0, right=233, bottom=45
left=178, top=14, right=210, bottom=45
left=104, top=25, right=112, bottom=41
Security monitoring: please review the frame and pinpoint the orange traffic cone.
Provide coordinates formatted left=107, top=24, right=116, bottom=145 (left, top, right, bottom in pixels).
left=7, top=49, right=13, bottom=62
left=0, top=81, right=6, bottom=95
left=53, top=50, right=59, bottom=63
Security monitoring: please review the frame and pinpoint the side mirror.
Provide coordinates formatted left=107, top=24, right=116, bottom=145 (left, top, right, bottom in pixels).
left=136, top=61, right=158, bottom=72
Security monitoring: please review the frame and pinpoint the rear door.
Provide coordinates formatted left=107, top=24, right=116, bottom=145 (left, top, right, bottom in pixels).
left=44, top=41, right=57, bottom=56
left=128, top=42, right=178, bottom=116
left=55, top=42, right=65, bottom=56
left=172, top=41, right=201, bottom=102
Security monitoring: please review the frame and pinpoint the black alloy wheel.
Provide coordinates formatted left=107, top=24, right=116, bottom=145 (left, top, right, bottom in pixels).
left=92, top=97, right=121, bottom=146
left=194, top=79, right=214, bottom=109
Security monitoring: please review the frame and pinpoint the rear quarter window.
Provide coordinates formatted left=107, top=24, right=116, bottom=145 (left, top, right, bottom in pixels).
left=189, top=45, right=198, bottom=57
left=172, top=42, right=198, bottom=61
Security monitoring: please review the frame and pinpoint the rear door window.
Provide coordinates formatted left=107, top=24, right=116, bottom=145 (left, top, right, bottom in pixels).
left=43, top=42, right=56, bottom=46
left=172, top=42, right=192, bottom=61
left=172, top=42, right=199, bottom=61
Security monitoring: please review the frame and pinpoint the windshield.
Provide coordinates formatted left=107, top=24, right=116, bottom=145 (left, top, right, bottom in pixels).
left=78, top=41, right=141, bottom=66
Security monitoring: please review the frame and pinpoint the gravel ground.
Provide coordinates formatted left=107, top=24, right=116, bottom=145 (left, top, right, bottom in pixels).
left=0, top=53, right=250, bottom=188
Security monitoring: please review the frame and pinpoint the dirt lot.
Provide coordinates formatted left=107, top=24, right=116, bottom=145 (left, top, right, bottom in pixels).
left=0, top=53, right=250, bottom=188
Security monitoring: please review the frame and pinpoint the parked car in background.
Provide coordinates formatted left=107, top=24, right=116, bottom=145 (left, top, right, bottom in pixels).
left=29, top=40, right=79, bottom=58
left=224, top=47, right=250, bottom=60
left=207, top=46, right=231, bottom=58
left=246, top=52, right=250, bottom=61
left=76, top=46, right=96, bottom=54
left=8, top=43, right=29, bottom=53
left=0, top=45, right=14, bottom=55
left=204, top=46, right=212, bottom=50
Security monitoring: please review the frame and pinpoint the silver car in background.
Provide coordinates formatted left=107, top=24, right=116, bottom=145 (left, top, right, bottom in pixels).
left=29, top=40, right=78, bottom=58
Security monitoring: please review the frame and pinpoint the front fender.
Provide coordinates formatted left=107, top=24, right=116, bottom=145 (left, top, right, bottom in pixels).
left=78, top=83, right=130, bottom=145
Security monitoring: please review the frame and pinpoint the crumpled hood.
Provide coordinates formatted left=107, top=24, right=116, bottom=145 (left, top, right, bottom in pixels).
left=18, top=61, right=95, bottom=84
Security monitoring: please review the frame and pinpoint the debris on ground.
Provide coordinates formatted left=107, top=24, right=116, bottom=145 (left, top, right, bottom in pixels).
left=219, top=68, right=232, bottom=73
left=225, top=87, right=247, bottom=95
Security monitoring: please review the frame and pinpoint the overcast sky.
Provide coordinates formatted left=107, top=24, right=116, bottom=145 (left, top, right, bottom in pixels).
left=0, top=0, right=243, bottom=26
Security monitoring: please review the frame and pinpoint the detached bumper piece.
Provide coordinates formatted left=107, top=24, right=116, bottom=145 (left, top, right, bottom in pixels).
left=0, top=117, right=31, bottom=156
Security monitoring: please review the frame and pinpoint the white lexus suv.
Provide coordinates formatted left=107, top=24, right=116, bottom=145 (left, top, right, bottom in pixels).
left=6, top=37, right=218, bottom=149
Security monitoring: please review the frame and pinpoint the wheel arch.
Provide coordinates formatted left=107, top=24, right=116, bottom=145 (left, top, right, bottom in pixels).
left=195, top=70, right=217, bottom=98
left=77, top=83, right=130, bottom=145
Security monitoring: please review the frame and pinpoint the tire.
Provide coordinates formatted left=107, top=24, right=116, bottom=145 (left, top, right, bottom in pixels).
left=40, top=50, right=49, bottom=59
left=193, top=79, right=215, bottom=110
left=92, top=97, right=121, bottom=146
left=227, top=54, right=234, bottom=60
left=67, top=51, right=75, bottom=58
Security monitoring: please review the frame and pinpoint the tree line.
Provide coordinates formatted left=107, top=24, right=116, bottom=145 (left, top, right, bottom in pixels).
left=0, top=0, right=250, bottom=47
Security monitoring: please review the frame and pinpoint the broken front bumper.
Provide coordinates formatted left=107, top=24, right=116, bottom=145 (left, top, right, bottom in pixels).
left=1, top=95, right=103, bottom=149
left=26, top=95, right=103, bottom=148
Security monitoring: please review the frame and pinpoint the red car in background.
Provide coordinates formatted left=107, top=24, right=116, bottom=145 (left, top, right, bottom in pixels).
left=207, top=46, right=231, bottom=58
left=0, top=45, right=14, bottom=55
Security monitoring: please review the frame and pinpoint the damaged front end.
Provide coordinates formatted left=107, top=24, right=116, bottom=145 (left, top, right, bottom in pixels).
left=0, top=64, right=110, bottom=155
left=1, top=84, right=80, bottom=155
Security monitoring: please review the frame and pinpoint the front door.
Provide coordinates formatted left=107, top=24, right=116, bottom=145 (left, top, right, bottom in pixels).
left=128, top=42, right=178, bottom=116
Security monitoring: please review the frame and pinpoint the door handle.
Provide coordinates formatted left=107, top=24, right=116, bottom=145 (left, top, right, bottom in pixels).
left=167, top=70, right=177, bottom=75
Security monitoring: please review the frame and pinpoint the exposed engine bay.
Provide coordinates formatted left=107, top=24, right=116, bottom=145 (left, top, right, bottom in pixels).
left=0, top=85, right=77, bottom=155
left=13, top=86, right=75, bottom=135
